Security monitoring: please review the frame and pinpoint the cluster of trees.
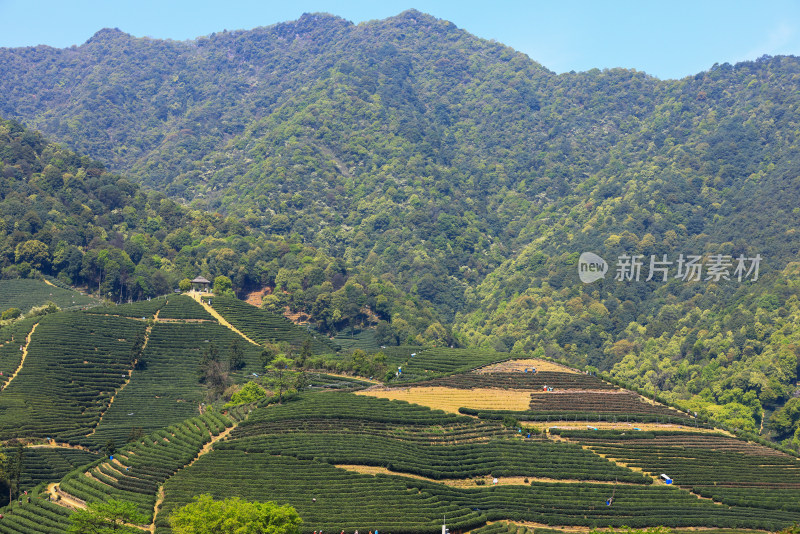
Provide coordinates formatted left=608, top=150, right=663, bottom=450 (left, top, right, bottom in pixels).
left=0, top=442, right=24, bottom=507
left=67, top=495, right=302, bottom=534
left=215, top=338, right=391, bottom=404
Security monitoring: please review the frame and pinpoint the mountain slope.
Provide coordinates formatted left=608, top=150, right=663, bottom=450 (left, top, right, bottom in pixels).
left=0, top=118, right=438, bottom=339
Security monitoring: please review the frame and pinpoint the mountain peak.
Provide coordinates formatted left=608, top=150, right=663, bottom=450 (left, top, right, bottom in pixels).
left=85, top=27, right=131, bottom=44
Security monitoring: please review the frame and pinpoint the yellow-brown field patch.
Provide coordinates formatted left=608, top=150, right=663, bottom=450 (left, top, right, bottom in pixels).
left=476, top=358, right=578, bottom=374
left=356, top=386, right=531, bottom=413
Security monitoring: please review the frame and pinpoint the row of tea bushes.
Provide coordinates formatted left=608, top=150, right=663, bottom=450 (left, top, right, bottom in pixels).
left=0, top=279, right=96, bottom=313
left=405, top=371, right=617, bottom=390
left=393, top=348, right=510, bottom=381
left=17, top=447, right=98, bottom=493
left=234, top=416, right=505, bottom=444
left=242, top=392, right=470, bottom=427
left=460, top=408, right=711, bottom=427
left=157, top=295, right=213, bottom=320
left=0, top=497, right=73, bottom=533
left=566, top=430, right=800, bottom=515
left=528, top=391, right=694, bottom=420
left=83, top=297, right=166, bottom=319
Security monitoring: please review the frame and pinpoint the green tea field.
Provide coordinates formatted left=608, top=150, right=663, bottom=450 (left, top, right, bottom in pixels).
left=0, top=291, right=797, bottom=534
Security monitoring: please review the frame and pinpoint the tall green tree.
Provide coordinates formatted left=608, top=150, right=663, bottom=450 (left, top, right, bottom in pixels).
left=198, top=343, right=231, bottom=399
left=1, top=441, right=23, bottom=503
left=228, top=339, right=245, bottom=371
left=264, top=354, right=296, bottom=404
left=213, top=276, right=233, bottom=296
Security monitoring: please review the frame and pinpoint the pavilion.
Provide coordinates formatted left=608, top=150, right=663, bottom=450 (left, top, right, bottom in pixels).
left=191, top=276, right=211, bottom=292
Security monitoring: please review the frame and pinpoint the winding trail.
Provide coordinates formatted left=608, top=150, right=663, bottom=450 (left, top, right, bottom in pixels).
left=149, top=423, right=237, bottom=533
left=2, top=322, right=38, bottom=391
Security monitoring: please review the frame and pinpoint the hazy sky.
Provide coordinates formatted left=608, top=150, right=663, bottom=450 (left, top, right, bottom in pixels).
left=1, top=0, right=799, bottom=79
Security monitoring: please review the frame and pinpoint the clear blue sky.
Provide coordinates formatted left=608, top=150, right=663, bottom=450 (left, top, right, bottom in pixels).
left=1, top=0, right=799, bottom=80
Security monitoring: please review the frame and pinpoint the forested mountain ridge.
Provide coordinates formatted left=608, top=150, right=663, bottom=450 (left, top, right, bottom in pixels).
left=2, top=11, right=800, bottom=447
left=0, top=10, right=659, bottom=321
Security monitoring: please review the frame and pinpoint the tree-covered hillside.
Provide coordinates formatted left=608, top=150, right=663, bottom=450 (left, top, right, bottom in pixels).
left=1, top=11, right=799, bottom=320
left=0, top=118, right=437, bottom=340
left=1, top=11, right=800, bottom=447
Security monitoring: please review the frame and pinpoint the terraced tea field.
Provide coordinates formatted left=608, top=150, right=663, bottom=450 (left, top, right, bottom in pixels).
left=564, top=429, right=800, bottom=515
left=81, top=296, right=166, bottom=319
left=153, top=392, right=796, bottom=532
left=391, top=347, right=512, bottom=381
left=333, top=328, right=380, bottom=352
left=0, top=293, right=797, bottom=533
left=0, top=294, right=266, bottom=448
left=372, top=366, right=706, bottom=428
left=157, top=294, right=214, bottom=320
left=18, top=447, right=98, bottom=493
left=0, top=279, right=97, bottom=314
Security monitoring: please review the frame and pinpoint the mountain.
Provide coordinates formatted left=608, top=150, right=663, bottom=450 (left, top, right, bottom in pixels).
left=1, top=11, right=800, bottom=447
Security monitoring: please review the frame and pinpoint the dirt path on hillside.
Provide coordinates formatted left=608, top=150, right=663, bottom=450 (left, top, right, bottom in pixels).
left=335, top=465, right=643, bottom=487
left=47, top=481, right=149, bottom=530
left=187, top=292, right=260, bottom=346
left=46, top=482, right=86, bottom=509
left=28, top=441, right=93, bottom=451
left=2, top=322, right=38, bottom=391
left=317, top=371, right=381, bottom=384
left=149, top=423, right=237, bottom=532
